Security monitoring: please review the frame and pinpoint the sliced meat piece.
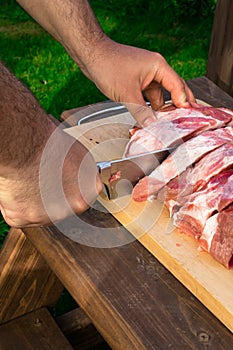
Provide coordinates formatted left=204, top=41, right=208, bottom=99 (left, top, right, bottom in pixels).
left=218, top=107, right=233, bottom=125
left=188, top=104, right=233, bottom=122
left=173, top=170, right=233, bottom=239
left=124, top=105, right=232, bottom=158
left=199, top=204, right=233, bottom=269
left=158, top=137, right=233, bottom=210
left=132, top=128, right=232, bottom=202
left=157, top=103, right=233, bottom=123
left=157, top=169, right=193, bottom=216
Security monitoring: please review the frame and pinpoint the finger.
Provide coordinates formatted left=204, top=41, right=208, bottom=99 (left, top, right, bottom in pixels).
left=124, top=100, right=157, bottom=127
left=169, top=80, right=196, bottom=108
left=166, top=77, right=194, bottom=107
left=121, top=87, right=159, bottom=127
left=0, top=206, right=27, bottom=227
left=157, top=60, right=196, bottom=107
left=184, top=82, right=197, bottom=104
left=143, top=81, right=165, bottom=111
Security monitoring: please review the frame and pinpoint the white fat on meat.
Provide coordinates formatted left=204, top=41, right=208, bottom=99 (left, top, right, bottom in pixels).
left=199, top=204, right=233, bottom=268
left=158, top=136, right=233, bottom=213
left=123, top=106, right=232, bottom=158
left=132, top=128, right=232, bottom=202
left=173, top=170, right=233, bottom=239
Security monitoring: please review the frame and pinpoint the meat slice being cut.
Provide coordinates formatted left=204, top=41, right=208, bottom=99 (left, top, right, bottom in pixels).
left=158, top=137, right=233, bottom=211
left=173, top=170, right=233, bottom=240
left=199, top=204, right=233, bottom=269
left=123, top=104, right=233, bottom=268
left=123, top=105, right=232, bottom=158
left=187, top=104, right=233, bottom=122
left=132, top=127, right=232, bottom=202
left=218, top=107, right=233, bottom=125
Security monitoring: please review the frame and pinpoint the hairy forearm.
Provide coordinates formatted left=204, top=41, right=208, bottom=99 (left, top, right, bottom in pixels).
left=16, top=0, right=107, bottom=78
left=0, top=61, right=55, bottom=171
left=16, top=0, right=195, bottom=127
left=0, top=61, right=102, bottom=225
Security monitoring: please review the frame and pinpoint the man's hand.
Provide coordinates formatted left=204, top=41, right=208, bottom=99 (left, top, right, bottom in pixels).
left=0, top=127, right=102, bottom=227
left=17, top=0, right=195, bottom=127
left=0, top=62, right=102, bottom=227
left=84, top=39, right=196, bottom=126
left=6, top=0, right=195, bottom=227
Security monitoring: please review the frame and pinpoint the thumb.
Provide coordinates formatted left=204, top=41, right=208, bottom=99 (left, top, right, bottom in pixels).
left=124, top=96, right=157, bottom=127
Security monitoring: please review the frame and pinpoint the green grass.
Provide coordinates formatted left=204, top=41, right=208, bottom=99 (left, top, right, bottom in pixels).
left=0, top=0, right=215, bottom=249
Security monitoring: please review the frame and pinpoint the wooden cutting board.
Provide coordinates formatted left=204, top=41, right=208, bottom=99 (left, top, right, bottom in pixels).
left=64, top=108, right=233, bottom=333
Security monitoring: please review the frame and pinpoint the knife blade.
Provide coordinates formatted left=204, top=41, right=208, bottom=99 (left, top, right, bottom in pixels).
left=96, top=147, right=175, bottom=199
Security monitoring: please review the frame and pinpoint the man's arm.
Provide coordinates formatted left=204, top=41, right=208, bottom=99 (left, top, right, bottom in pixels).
left=0, top=62, right=53, bottom=169
left=0, top=62, right=102, bottom=227
left=16, top=0, right=105, bottom=79
left=17, top=0, right=196, bottom=126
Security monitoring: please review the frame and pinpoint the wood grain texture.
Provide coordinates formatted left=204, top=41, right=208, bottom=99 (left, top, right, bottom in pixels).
left=20, top=77, right=233, bottom=349
left=63, top=97, right=233, bottom=333
left=0, top=228, right=63, bottom=323
left=188, top=77, right=233, bottom=109
left=24, top=223, right=233, bottom=350
left=0, top=308, right=73, bottom=350
left=206, top=0, right=233, bottom=96
left=56, top=307, right=109, bottom=350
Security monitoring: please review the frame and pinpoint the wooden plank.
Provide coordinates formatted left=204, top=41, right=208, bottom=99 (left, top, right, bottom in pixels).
left=0, top=228, right=64, bottom=323
left=56, top=307, right=109, bottom=350
left=23, top=224, right=233, bottom=349
left=0, top=307, right=72, bottom=350
left=63, top=94, right=233, bottom=333
left=206, top=0, right=233, bottom=96
left=188, top=77, right=233, bottom=109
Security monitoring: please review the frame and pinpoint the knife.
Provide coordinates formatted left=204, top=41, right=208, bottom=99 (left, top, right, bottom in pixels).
left=96, top=147, right=175, bottom=199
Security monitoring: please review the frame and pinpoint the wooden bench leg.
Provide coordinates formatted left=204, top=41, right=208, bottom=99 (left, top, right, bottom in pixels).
left=0, top=228, right=64, bottom=324
left=206, top=0, right=233, bottom=96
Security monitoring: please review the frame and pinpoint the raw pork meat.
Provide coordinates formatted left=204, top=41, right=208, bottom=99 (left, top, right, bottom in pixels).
left=132, top=127, right=233, bottom=202
left=173, top=170, right=233, bottom=239
left=199, top=204, right=233, bottom=268
left=158, top=137, right=233, bottom=212
left=123, top=104, right=232, bottom=157
left=123, top=104, right=233, bottom=268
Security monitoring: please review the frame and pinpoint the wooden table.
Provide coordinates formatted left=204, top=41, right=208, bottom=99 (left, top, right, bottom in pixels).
left=1, top=77, right=233, bottom=349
